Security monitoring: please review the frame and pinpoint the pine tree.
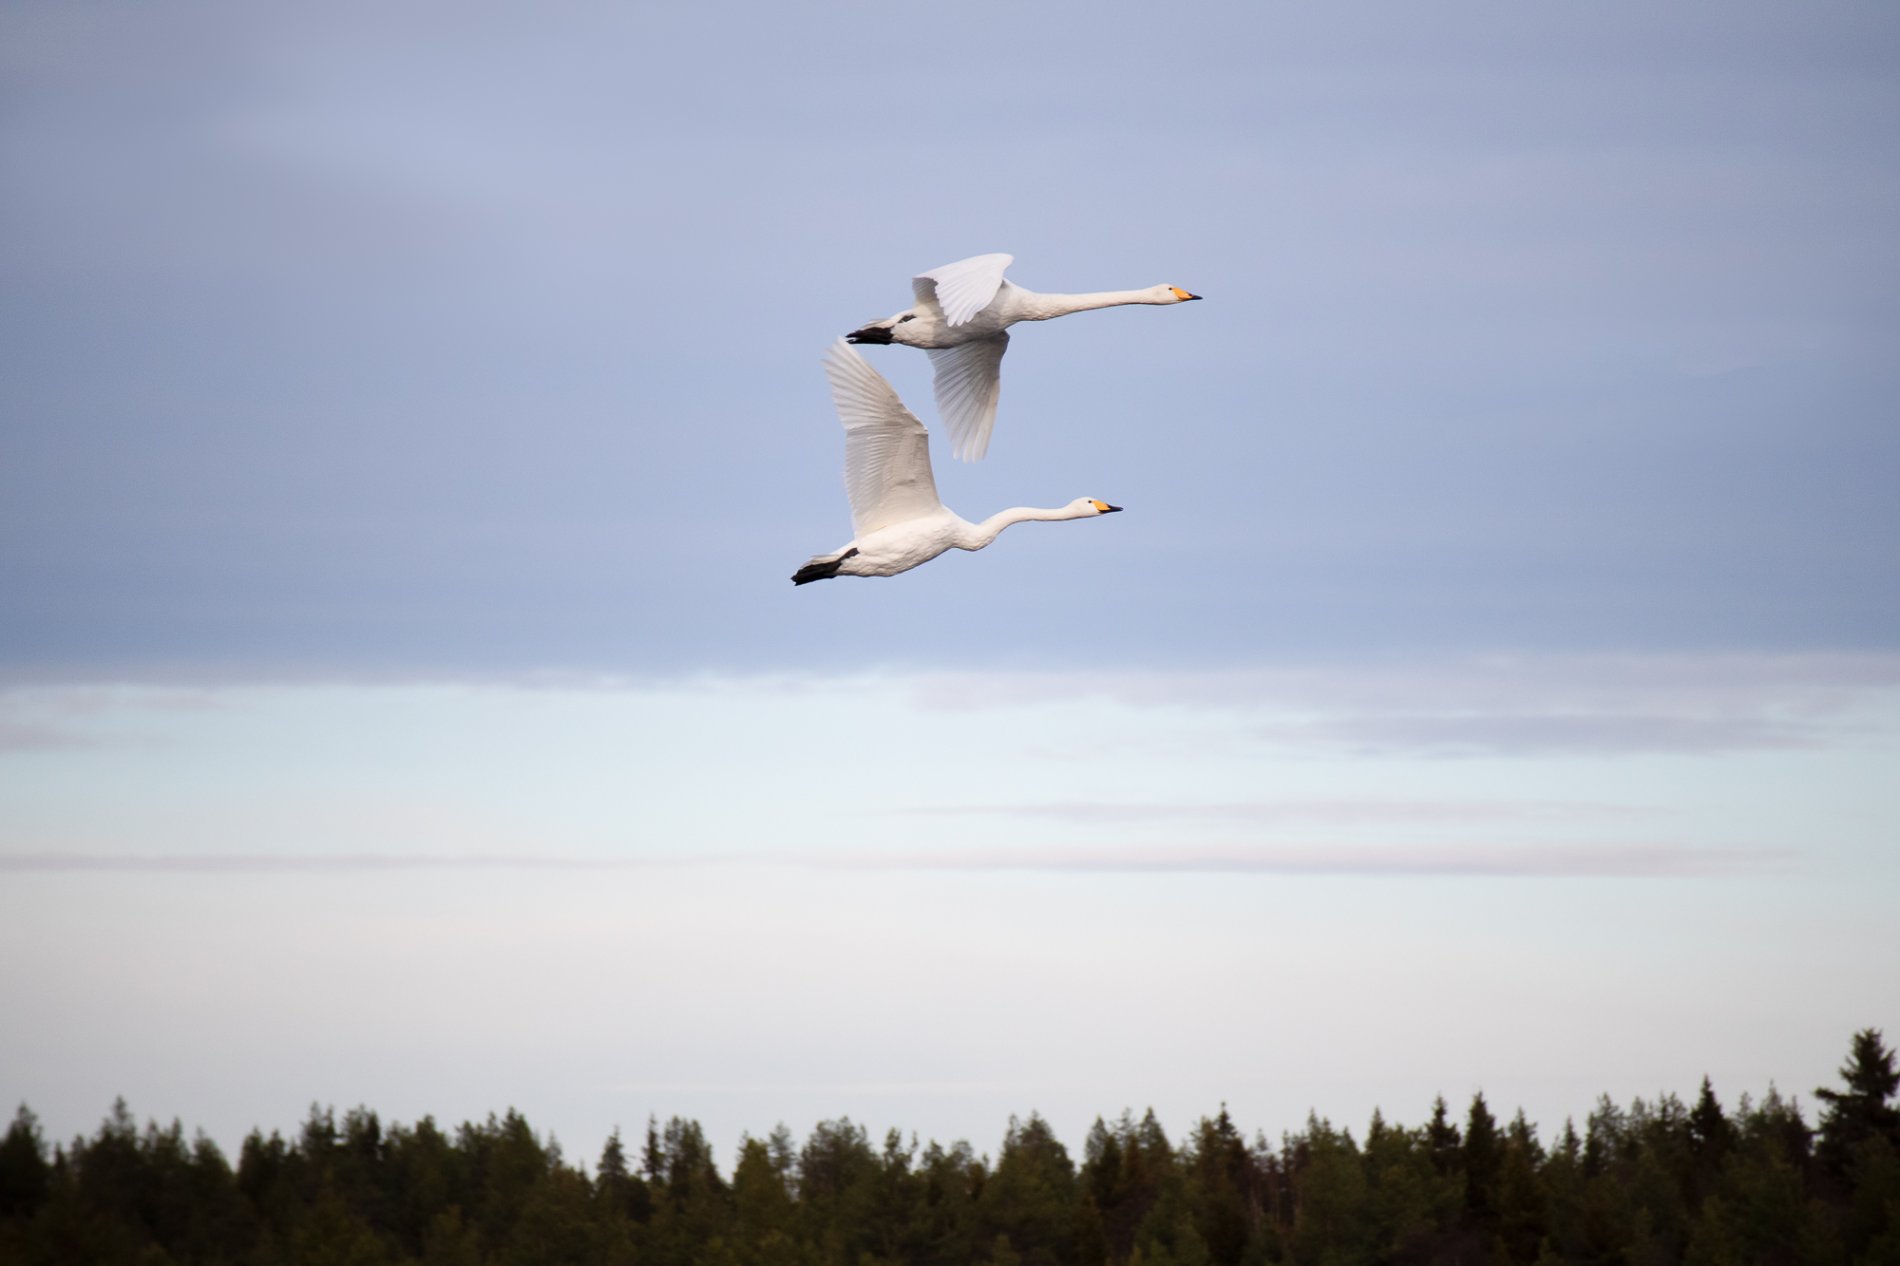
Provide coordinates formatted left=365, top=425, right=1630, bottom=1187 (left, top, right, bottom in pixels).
left=1185, top=1107, right=1253, bottom=1265
left=0, top=1105, right=50, bottom=1220
left=978, top=1113, right=1077, bottom=1266
left=731, top=1135, right=798, bottom=1266
left=1427, top=1095, right=1462, bottom=1177
left=642, top=1115, right=664, bottom=1184
left=382, top=1116, right=459, bottom=1259
left=1073, top=1193, right=1109, bottom=1266
left=1815, top=1028, right=1900, bottom=1178
left=1684, top=1085, right=1813, bottom=1266
left=499, top=1166, right=606, bottom=1266
left=645, top=1115, right=730, bottom=1263
left=1463, top=1093, right=1502, bottom=1228
left=1496, top=1110, right=1548, bottom=1263
left=596, top=1127, right=653, bottom=1225
left=796, top=1116, right=878, bottom=1263
left=1085, top=1110, right=1171, bottom=1261
left=1839, top=1127, right=1900, bottom=1264
left=475, top=1109, right=553, bottom=1247
left=1360, top=1106, right=1439, bottom=1260
left=1685, top=1077, right=1733, bottom=1209
left=1539, top=1119, right=1587, bottom=1263
left=419, top=1205, right=483, bottom=1266
left=1284, top=1115, right=1370, bottom=1266
left=913, top=1138, right=985, bottom=1266
left=1082, top=1117, right=1122, bottom=1216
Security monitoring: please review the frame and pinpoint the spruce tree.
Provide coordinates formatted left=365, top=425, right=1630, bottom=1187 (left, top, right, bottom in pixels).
left=1426, top=1096, right=1461, bottom=1176
left=1815, top=1027, right=1900, bottom=1177
left=978, top=1113, right=1077, bottom=1266
left=1185, top=1108, right=1252, bottom=1265
left=0, top=1105, right=49, bottom=1220
left=596, top=1128, right=653, bottom=1225
left=1462, top=1092, right=1501, bottom=1227
left=730, top=1136, right=796, bottom=1261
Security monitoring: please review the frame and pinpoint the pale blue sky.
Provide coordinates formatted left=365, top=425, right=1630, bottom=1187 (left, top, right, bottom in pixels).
left=2, top=1, right=1897, bottom=1165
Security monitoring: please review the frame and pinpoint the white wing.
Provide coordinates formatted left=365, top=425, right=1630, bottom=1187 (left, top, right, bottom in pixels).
left=927, top=335, right=1009, bottom=462
left=912, top=253, right=1013, bottom=327
left=822, top=340, right=942, bottom=539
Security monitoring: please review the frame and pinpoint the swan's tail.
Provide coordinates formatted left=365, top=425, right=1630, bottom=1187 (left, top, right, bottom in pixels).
left=844, top=320, right=894, bottom=346
left=792, top=548, right=858, bottom=585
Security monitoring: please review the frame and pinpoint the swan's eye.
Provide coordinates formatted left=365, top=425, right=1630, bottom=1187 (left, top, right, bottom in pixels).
left=897, top=314, right=916, bottom=324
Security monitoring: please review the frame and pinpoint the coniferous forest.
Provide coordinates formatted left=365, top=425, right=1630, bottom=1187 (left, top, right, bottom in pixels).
left=3, top=1029, right=1896, bottom=1266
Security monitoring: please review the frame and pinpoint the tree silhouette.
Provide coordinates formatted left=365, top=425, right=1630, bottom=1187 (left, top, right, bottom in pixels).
left=1815, top=1027, right=1900, bottom=1177
left=4, top=1029, right=1898, bottom=1266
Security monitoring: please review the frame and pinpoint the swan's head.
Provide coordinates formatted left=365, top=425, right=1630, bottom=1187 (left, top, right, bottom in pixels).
left=1073, top=498, right=1124, bottom=517
left=1154, top=284, right=1202, bottom=304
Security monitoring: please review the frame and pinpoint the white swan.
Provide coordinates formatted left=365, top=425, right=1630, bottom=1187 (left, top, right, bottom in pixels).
left=845, top=253, right=1201, bottom=462
left=792, top=340, right=1122, bottom=584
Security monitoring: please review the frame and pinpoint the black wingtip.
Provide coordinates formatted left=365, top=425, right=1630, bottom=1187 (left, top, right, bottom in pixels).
left=792, top=548, right=858, bottom=585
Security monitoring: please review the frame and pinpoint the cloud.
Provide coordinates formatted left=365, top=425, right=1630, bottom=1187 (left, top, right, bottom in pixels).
left=899, top=653, right=1900, bottom=757
left=0, top=685, right=228, bottom=751
left=1, top=841, right=1781, bottom=879
left=7, top=653, right=1895, bottom=768
left=904, top=653, right=1900, bottom=711
left=1254, top=713, right=1825, bottom=757
left=822, top=842, right=1786, bottom=878
left=601, top=1079, right=1064, bottom=1097
left=897, top=800, right=1662, bottom=826
left=0, top=853, right=689, bottom=874
left=0, top=720, right=94, bottom=753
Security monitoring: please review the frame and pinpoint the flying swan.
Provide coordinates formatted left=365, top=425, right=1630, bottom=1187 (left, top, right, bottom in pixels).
left=792, top=340, right=1122, bottom=585
left=845, top=253, right=1200, bottom=462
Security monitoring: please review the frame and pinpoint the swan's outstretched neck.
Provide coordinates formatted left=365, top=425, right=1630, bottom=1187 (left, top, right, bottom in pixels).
left=960, top=505, right=1087, bottom=550
left=1018, top=289, right=1165, bottom=321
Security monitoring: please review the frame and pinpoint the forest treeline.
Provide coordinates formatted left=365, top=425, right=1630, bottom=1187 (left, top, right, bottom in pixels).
left=2, top=1029, right=1896, bottom=1266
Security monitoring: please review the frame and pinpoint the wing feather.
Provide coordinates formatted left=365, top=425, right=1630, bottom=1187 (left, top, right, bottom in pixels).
left=912, top=253, right=1013, bottom=326
left=926, top=335, right=1009, bottom=462
left=821, top=340, right=942, bottom=538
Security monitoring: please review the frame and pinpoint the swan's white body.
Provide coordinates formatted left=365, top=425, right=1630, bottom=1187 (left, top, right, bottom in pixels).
left=846, top=253, right=1200, bottom=462
left=793, top=340, right=1120, bottom=584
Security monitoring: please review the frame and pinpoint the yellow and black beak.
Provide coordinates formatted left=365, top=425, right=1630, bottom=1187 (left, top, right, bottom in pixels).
left=1171, top=287, right=1202, bottom=302
left=1093, top=501, right=1124, bottom=514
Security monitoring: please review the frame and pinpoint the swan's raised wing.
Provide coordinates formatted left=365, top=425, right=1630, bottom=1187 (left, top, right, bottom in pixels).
left=822, top=340, right=942, bottom=539
left=927, top=334, right=1009, bottom=463
left=912, top=253, right=1013, bottom=327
